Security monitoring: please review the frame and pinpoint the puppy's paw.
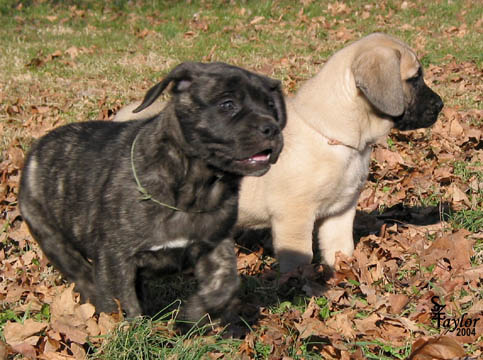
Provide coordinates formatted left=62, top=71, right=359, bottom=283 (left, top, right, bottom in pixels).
left=176, top=294, right=240, bottom=333
left=175, top=296, right=214, bottom=333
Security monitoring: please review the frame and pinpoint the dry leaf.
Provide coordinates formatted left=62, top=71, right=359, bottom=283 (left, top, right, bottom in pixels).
left=76, top=303, right=96, bottom=321
left=353, top=313, right=381, bottom=333
left=388, top=294, right=409, bottom=314
left=51, top=284, right=78, bottom=322
left=421, top=230, right=473, bottom=271
left=39, top=351, right=73, bottom=360
left=326, top=312, right=356, bottom=339
left=69, top=342, right=86, bottom=359
left=65, top=46, right=80, bottom=59
left=0, top=340, right=8, bottom=360
left=409, top=335, right=466, bottom=359
left=250, top=16, right=264, bottom=25
left=295, top=316, right=330, bottom=339
left=51, top=321, right=88, bottom=345
left=373, top=148, right=405, bottom=167
left=448, top=118, right=465, bottom=138
left=43, top=337, right=61, bottom=353
left=4, top=319, right=48, bottom=346
left=98, top=312, right=117, bottom=335
left=448, top=183, right=471, bottom=207
left=11, top=343, right=37, bottom=359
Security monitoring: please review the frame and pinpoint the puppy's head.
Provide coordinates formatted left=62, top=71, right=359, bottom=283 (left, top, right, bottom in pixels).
left=135, top=62, right=286, bottom=176
left=351, top=33, right=444, bottom=131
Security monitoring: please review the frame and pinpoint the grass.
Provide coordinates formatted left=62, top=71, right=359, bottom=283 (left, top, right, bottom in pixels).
left=355, top=339, right=412, bottom=360
left=448, top=160, right=483, bottom=232
left=1, top=1, right=480, bottom=136
left=90, top=310, right=241, bottom=359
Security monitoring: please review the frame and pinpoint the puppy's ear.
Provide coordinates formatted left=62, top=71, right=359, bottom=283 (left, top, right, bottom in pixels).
left=133, top=62, right=198, bottom=113
left=352, top=47, right=405, bottom=117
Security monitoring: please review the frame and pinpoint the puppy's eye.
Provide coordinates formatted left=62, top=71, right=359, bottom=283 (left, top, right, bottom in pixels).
left=407, top=68, right=422, bottom=85
left=407, top=75, right=419, bottom=82
left=406, top=75, right=421, bottom=88
left=219, top=100, right=236, bottom=112
left=268, top=100, right=275, bottom=108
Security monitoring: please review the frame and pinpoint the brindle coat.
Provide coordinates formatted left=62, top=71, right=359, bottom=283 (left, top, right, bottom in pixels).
left=19, top=62, right=286, bottom=321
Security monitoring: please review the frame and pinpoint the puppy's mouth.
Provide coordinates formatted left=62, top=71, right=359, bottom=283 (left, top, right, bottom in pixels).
left=239, top=149, right=272, bottom=165
left=232, top=149, right=275, bottom=176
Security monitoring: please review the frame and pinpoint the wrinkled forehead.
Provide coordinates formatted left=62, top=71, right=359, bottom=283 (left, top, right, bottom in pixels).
left=376, top=36, right=421, bottom=79
left=391, top=42, right=422, bottom=80
left=195, top=68, right=276, bottom=102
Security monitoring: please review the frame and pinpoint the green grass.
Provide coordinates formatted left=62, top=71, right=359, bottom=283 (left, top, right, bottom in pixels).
left=448, top=160, right=483, bottom=233
left=0, top=303, right=50, bottom=342
left=449, top=209, right=483, bottom=233
left=354, top=339, right=412, bottom=360
left=89, top=311, right=241, bottom=359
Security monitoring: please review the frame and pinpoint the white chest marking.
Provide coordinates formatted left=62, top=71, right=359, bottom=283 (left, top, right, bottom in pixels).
left=149, top=238, right=190, bottom=252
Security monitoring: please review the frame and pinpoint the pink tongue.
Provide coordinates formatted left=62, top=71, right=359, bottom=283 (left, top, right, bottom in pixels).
left=250, top=152, right=269, bottom=162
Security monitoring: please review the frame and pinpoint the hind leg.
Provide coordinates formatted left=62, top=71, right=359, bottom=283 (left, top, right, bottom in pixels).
left=20, top=196, right=96, bottom=302
left=24, top=217, right=96, bottom=304
left=94, top=254, right=142, bottom=317
left=22, top=201, right=141, bottom=316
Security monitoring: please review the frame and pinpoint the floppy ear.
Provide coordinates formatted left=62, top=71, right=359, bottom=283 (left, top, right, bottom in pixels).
left=351, top=47, right=405, bottom=117
left=133, top=62, right=198, bottom=113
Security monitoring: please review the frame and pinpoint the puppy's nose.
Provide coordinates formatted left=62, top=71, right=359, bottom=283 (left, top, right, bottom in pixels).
left=259, top=123, right=280, bottom=138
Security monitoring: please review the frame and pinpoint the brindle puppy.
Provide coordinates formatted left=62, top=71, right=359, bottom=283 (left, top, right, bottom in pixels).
left=19, top=62, right=286, bottom=322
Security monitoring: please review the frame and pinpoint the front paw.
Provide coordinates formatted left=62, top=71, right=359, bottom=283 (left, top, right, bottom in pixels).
left=176, top=293, right=240, bottom=333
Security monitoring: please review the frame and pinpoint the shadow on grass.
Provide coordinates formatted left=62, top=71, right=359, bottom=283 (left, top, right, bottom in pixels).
left=353, top=202, right=451, bottom=241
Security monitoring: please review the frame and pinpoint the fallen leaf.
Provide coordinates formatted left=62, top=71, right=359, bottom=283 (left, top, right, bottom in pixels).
left=0, top=340, right=8, bottom=360
left=295, top=316, right=330, bottom=339
left=4, top=319, right=48, bottom=346
left=250, top=16, right=264, bottom=25
left=327, top=1, right=351, bottom=15
left=51, top=321, right=88, bottom=345
left=7, top=146, right=24, bottom=169
left=51, top=284, right=78, bottom=322
left=65, top=46, right=80, bottom=59
left=353, top=312, right=381, bottom=334
left=373, top=148, right=406, bottom=167
left=448, top=117, right=465, bottom=138
left=69, top=342, right=86, bottom=359
left=43, top=336, right=61, bottom=353
left=409, top=335, right=466, bottom=359
left=388, top=294, right=410, bottom=314
left=448, top=183, right=471, bottom=207
left=326, top=311, right=356, bottom=339
left=11, top=343, right=37, bottom=359
left=421, top=230, right=473, bottom=271
left=39, top=351, right=73, bottom=360
left=76, top=303, right=96, bottom=321
left=98, top=312, right=117, bottom=335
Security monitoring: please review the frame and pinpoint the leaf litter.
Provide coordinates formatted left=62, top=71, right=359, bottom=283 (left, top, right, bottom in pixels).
left=1, top=1, right=482, bottom=359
